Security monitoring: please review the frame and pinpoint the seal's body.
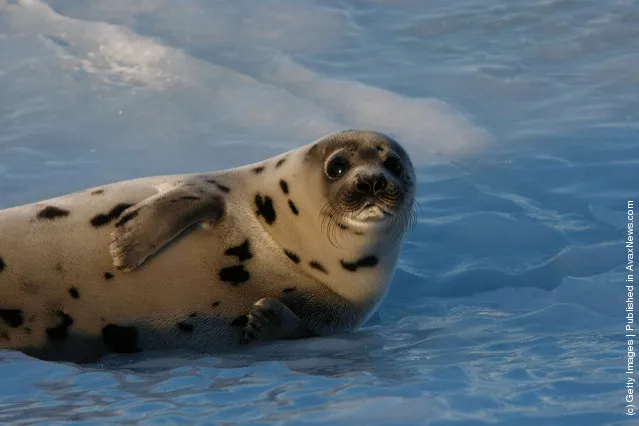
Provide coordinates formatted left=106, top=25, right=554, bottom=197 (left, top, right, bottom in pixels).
left=0, top=130, right=415, bottom=363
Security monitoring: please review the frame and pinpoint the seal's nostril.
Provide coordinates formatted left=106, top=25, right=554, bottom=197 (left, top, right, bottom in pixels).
left=373, top=175, right=388, bottom=194
left=356, top=174, right=387, bottom=195
left=356, top=179, right=372, bottom=194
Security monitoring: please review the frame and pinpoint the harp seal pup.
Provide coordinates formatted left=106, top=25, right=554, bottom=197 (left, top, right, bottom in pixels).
left=0, top=130, right=416, bottom=363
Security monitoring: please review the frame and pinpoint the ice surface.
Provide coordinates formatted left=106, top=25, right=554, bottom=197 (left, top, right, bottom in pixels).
left=0, top=0, right=636, bottom=424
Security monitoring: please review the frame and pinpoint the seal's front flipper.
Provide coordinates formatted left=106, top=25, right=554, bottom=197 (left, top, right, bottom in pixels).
left=239, top=298, right=312, bottom=344
left=239, top=288, right=361, bottom=344
left=110, top=182, right=225, bottom=271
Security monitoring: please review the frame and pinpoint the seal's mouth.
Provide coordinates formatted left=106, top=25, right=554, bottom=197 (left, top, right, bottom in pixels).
left=328, top=173, right=408, bottom=229
left=350, top=200, right=394, bottom=224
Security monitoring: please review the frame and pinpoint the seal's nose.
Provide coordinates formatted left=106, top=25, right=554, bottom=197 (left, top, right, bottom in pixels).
left=355, top=173, right=388, bottom=195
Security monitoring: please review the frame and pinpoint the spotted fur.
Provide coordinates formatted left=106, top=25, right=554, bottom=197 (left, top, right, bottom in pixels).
left=68, top=287, right=80, bottom=299
left=37, top=206, right=70, bottom=220
left=46, top=311, right=73, bottom=341
left=205, top=179, right=230, bottom=193
left=219, top=265, right=250, bottom=284
left=114, top=209, right=139, bottom=228
left=216, top=183, right=230, bottom=193
left=284, top=250, right=300, bottom=264
left=0, top=129, right=415, bottom=363
left=309, top=261, right=328, bottom=274
left=255, top=194, right=276, bottom=225
left=0, top=309, right=23, bottom=328
left=288, top=200, right=299, bottom=215
left=279, top=180, right=289, bottom=194
left=224, top=239, right=253, bottom=262
left=90, top=203, right=133, bottom=227
left=341, top=255, right=379, bottom=271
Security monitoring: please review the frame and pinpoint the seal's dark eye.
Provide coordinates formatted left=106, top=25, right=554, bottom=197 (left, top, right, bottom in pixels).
left=383, top=156, right=403, bottom=177
left=326, top=156, right=351, bottom=180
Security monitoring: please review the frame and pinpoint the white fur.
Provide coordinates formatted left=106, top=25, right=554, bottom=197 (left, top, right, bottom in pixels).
left=0, top=132, right=411, bottom=362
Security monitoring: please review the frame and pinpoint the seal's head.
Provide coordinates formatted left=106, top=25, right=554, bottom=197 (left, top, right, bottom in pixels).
left=305, top=130, right=416, bottom=238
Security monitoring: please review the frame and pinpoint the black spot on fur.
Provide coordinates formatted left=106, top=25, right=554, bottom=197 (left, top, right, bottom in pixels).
left=338, top=223, right=348, bottom=230
left=37, top=206, right=70, bottom=220
left=205, top=179, right=231, bottom=193
left=276, top=157, right=287, bottom=168
left=115, top=209, right=139, bottom=228
left=0, top=257, right=4, bottom=273
left=255, top=194, right=276, bottom=225
left=180, top=195, right=200, bottom=201
left=102, top=324, right=139, bottom=353
left=0, top=309, right=23, bottom=328
left=253, top=166, right=265, bottom=174
left=230, top=315, right=248, bottom=327
left=309, top=261, right=328, bottom=274
left=279, top=180, right=289, bottom=194
left=219, top=265, right=250, bottom=285
left=288, top=200, right=299, bottom=215
left=376, top=145, right=384, bottom=152
left=55, top=263, right=63, bottom=273
left=91, top=189, right=105, bottom=195
left=68, top=287, right=80, bottom=299
left=177, top=322, right=194, bottom=332
left=341, top=255, right=379, bottom=271
left=212, top=301, right=221, bottom=309
left=284, top=250, right=300, bottom=264
left=104, top=272, right=114, bottom=280
left=189, top=312, right=198, bottom=318
left=283, top=287, right=296, bottom=293
left=224, top=239, right=253, bottom=262
left=46, top=311, right=73, bottom=341
left=90, top=203, right=133, bottom=227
